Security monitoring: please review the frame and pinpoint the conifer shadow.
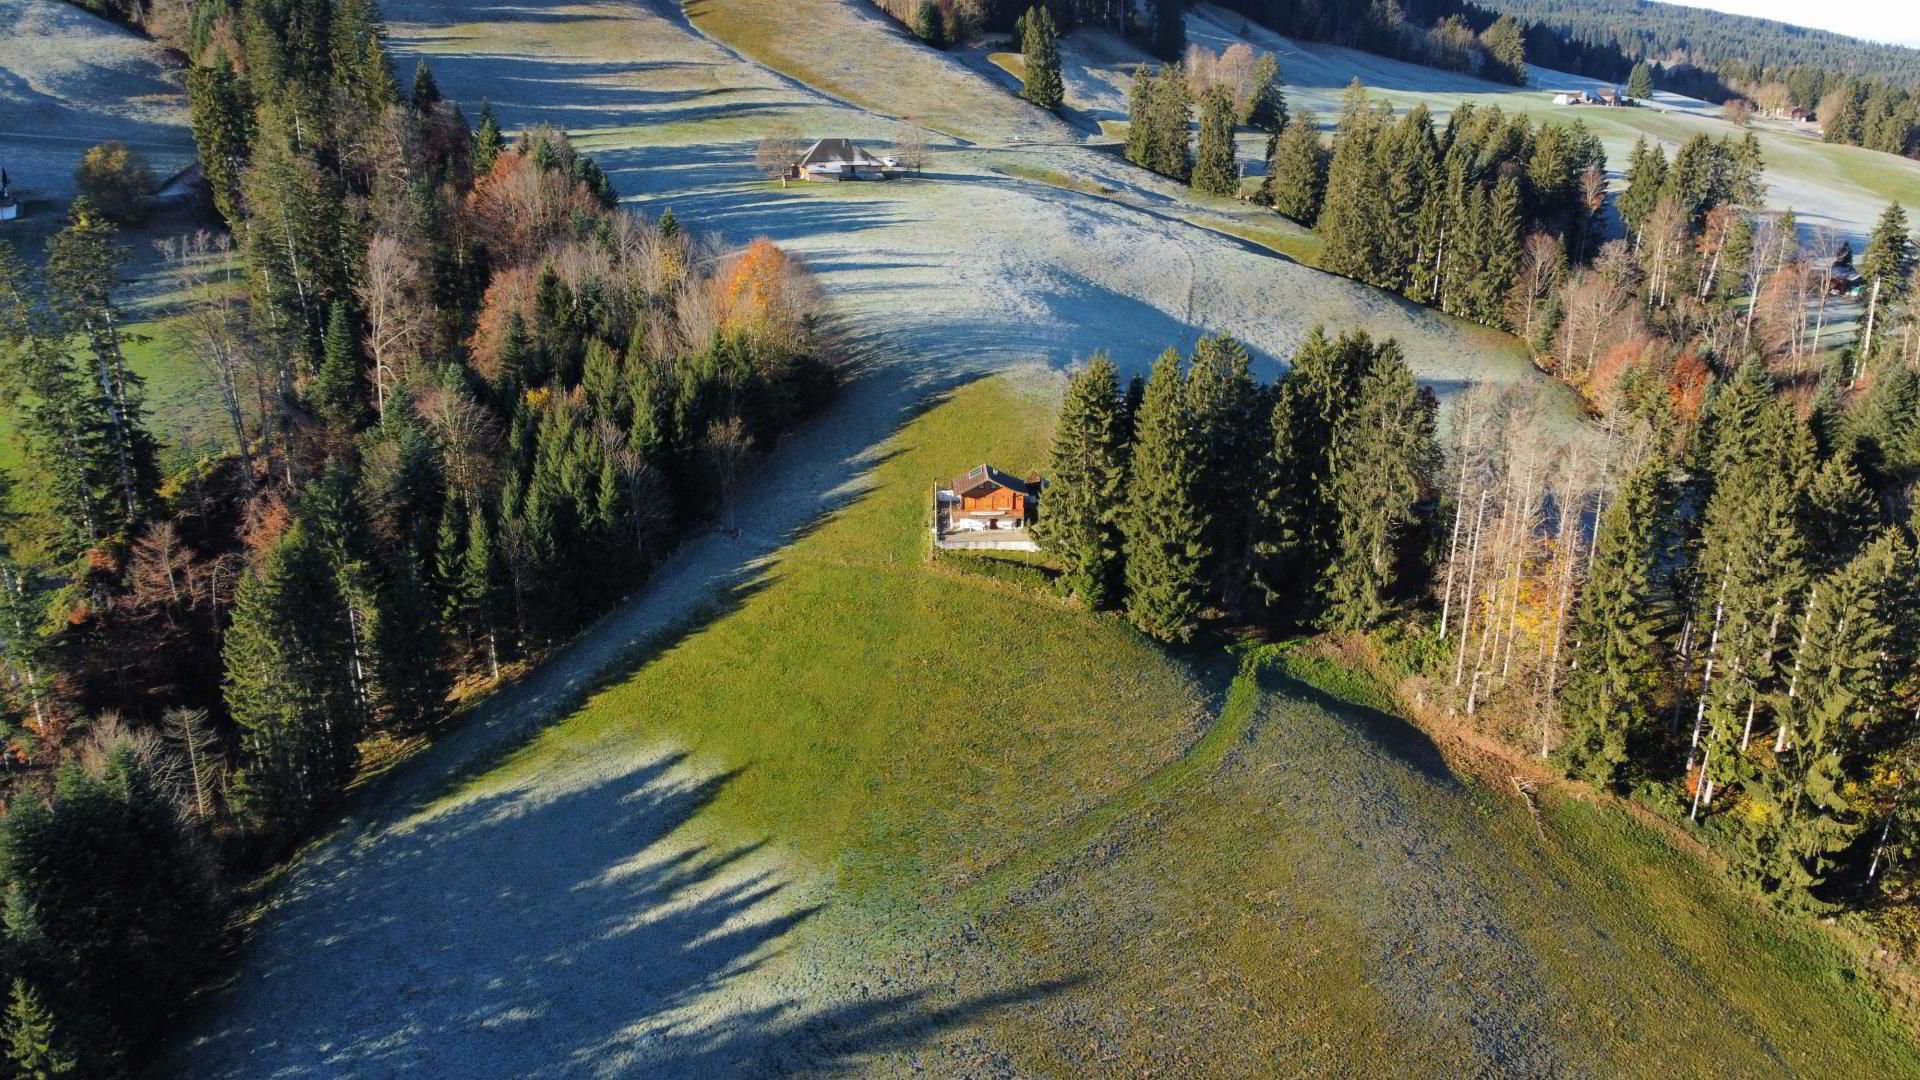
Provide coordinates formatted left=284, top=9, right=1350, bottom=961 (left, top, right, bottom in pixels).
left=179, top=748, right=1075, bottom=1076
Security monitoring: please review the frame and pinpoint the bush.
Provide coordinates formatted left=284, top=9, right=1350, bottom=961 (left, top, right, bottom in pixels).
left=74, top=142, right=157, bottom=225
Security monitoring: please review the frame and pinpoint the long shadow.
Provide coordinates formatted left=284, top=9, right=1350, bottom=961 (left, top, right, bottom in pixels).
left=177, top=745, right=1075, bottom=1076
left=1263, top=668, right=1458, bottom=787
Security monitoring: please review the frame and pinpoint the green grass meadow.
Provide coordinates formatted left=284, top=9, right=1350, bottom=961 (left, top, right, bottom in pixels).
left=431, top=374, right=1920, bottom=1074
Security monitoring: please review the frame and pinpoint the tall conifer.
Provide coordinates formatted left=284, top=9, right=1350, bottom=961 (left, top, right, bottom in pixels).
left=1036, top=355, right=1130, bottom=608
left=1122, top=349, right=1208, bottom=642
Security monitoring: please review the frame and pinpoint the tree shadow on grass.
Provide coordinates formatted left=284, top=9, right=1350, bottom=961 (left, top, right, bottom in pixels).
left=180, top=747, right=1074, bottom=1076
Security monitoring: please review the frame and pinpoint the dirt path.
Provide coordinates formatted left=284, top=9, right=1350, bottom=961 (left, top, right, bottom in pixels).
left=174, top=2, right=1582, bottom=1073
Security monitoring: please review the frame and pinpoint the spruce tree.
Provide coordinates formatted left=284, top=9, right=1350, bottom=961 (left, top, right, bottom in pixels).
left=1020, top=6, right=1064, bottom=110
left=1801, top=451, right=1879, bottom=571
left=1857, top=202, right=1912, bottom=356
left=1185, top=335, right=1264, bottom=611
left=1248, top=53, right=1286, bottom=132
left=411, top=59, right=442, bottom=111
left=1147, top=65, right=1192, bottom=182
left=1262, top=112, right=1327, bottom=225
left=1121, top=348, right=1208, bottom=642
left=1035, top=354, right=1129, bottom=608
left=224, top=521, right=366, bottom=833
left=1319, top=339, right=1433, bottom=629
left=1627, top=61, right=1654, bottom=100
left=1318, top=83, right=1387, bottom=283
left=473, top=102, right=505, bottom=175
left=45, top=205, right=161, bottom=539
left=1560, top=455, right=1671, bottom=786
left=1190, top=86, right=1239, bottom=196
left=3, top=981, right=76, bottom=1079
left=1254, top=328, right=1369, bottom=612
left=1743, top=532, right=1904, bottom=899
left=1618, top=137, right=1667, bottom=243
left=1125, top=66, right=1156, bottom=169
left=1693, top=397, right=1815, bottom=820
left=1479, top=16, right=1527, bottom=86
left=313, top=301, right=368, bottom=430
left=185, top=60, right=254, bottom=226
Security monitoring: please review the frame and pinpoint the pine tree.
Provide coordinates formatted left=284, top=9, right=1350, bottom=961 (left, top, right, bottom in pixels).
left=473, top=102, right=505, bottom=175
left=3, top=981, right=75, bottom=1079
left=1190, top=86, right=1239, bottom=196
left=1560, top=455, right=1671, bottom=786
left=1020, top=6, right=1064, bottom=110
left=1262, top=112, right=1327, bottom=224
left=1319, top=339, right=1433, bottom=629
left=1035, top=354, right=1129, bottom=608
left=1628, top=61, right=1654, bottom=100
left=1121, top=348, right=1208, bottom=641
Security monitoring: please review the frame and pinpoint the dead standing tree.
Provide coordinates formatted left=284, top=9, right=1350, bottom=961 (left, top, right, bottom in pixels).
left=756, top=128, right=804, bottom=186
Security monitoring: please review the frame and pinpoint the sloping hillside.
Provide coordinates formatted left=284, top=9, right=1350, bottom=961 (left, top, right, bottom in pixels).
left=0, top=0, right=194, bottom=199
left=180, top=373, right=1920, bottom=1075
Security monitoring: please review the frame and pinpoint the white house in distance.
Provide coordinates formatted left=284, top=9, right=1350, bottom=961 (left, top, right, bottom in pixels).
left=795, top=138, right=898, bottom=181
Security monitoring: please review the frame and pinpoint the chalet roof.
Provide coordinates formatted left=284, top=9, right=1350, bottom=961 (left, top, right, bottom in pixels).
left=798, top=138, right=884, bottom=168
left=951, top=463, right=1031, bottom=499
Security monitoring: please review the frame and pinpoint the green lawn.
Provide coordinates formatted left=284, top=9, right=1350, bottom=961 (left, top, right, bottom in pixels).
left=0, top=313, right=229, bottom=493
left=431, top=373, right=1920, bottom=1074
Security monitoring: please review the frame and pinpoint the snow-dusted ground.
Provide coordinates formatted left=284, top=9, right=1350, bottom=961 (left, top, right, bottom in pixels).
left=0, top=0, right=194, bottom=201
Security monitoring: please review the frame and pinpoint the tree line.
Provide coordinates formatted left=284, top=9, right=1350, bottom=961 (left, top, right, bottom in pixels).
left=1429, top=344, right=1920, bottom=913
left=0, top=0, right=831, bottom=1069
left=1038, top=330, right=1440, bottom=643
left=1123, top=50, right=1287, bottom=195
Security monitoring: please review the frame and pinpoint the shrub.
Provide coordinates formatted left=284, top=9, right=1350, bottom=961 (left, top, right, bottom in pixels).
left=74, top=142, right=157, bottom=224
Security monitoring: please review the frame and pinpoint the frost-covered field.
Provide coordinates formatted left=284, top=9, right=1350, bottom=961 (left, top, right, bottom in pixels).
left=0, top=0, right=194, bottom=200
left=175, top=0, right=1569, bottom=1074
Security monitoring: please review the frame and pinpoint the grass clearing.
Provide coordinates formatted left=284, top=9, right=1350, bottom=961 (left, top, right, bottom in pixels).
left=442, top=375, right=1213, bottom=927
left=992, top=162, right=1116, bottom=196
left=432, top=372, right=1919, bottom=1072
left=683, top=0, right=1068, bottom=143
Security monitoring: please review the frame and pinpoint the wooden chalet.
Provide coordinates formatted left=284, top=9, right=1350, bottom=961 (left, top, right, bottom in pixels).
left=951, top=464, right=1033, bottom=525
left=933, top=464, right=1041, bottom=550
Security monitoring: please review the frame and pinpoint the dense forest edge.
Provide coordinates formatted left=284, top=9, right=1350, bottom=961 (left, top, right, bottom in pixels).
left=0, top=0, right=835, bottom=1071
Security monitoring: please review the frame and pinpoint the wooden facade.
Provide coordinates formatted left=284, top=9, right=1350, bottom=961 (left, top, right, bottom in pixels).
left=951, top=465, right=1034, bottom=526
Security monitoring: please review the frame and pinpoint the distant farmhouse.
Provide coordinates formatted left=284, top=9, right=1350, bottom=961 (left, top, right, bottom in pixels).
left=1551, top=88, right=1634, bottom=107
left=934, top=464, right=1041, bottom=551
left=0, top=168, right=19, bottom=222
left=792, top=138, right=901, bottom=182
